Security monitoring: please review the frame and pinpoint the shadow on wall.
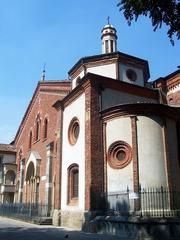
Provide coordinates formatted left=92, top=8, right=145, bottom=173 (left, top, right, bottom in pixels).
left=82, top=197, right=179, bottom=240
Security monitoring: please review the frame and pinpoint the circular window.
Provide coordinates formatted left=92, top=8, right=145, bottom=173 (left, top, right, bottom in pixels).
left=108, top=141, right=132, bottom=169
left=126, top=69, right=137, bottom=82
left=68, top=117, right=80, bottom=145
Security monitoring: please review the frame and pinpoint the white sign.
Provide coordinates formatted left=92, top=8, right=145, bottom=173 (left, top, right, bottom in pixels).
left=129, top=192, right=139, bottom=199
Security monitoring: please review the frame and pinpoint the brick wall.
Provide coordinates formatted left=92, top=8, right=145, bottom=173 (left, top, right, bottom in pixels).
left=15, top=81, right=70, bottom=206
left=167, top=91, right=180, bottom=105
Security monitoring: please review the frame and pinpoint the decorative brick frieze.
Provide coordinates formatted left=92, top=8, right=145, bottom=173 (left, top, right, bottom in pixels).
left=153, top=69, right=180, bottom=106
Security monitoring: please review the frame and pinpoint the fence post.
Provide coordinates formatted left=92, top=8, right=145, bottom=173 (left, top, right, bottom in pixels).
left=161, top=186, right=165, bottom=218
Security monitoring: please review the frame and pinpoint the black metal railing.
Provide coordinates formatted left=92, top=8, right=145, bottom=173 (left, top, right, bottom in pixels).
left=105, top=187, right=180, bottom=218
left=0, top=203, right=53, bottom=221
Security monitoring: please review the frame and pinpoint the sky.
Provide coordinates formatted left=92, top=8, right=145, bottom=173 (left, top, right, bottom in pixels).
left=0, top=0, right=179, bottom=144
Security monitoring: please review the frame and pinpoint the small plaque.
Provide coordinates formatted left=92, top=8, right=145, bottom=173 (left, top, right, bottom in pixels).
left=129, top=192, right=139, bottom=199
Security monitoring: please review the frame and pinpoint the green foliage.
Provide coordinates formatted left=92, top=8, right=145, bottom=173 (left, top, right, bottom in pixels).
left=117, top=0, right=180, bottom=45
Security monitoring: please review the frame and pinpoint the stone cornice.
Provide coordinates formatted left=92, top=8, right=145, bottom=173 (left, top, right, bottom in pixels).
left=101, top=103, right=180, bottom=121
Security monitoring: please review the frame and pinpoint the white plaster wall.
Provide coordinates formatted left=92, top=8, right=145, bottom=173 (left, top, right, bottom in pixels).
left=119, top=63, right=144, bottom=87
left=166, top=119, right=180, bottom=190
left=72, top=71, right=85, bottom=90
left=2, top=154, right=16, bottom=164
left=106, top=117, right=133, bottom=192
left=102, top=88, right=157, bottom=110
left=61, top=93, right=85, bottom=211
left=87, top=63, right=116, bottom=80
left=137, top=116, right=167, bottom=188
left=71, top=63, right=117, bottom=90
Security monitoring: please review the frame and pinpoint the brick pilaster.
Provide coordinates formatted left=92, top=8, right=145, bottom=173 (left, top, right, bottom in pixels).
left=84, top=80, right=104, bottom=211
left=131, top=116, right=140, bottom=211
left=163, top=119, right=173, bottom=190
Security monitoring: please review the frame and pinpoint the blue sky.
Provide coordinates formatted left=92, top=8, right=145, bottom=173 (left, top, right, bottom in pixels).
left=0, top=0, right=179, bottom=143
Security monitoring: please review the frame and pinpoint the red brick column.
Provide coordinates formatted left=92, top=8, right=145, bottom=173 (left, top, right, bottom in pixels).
left=131, top=116, right=140, bottom=211
left=84, top=80, right=104, bottom=211
left=54, top=105, right=64, bottom=210
left=163, top=120, right=172, bottom=190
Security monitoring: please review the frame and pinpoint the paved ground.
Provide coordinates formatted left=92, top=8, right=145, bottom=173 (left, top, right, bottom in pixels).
left=0, top=216, right=119, bottom=240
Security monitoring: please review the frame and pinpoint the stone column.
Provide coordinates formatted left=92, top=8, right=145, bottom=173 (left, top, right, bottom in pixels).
left=45, top=142, right=54, bottom=216
left=18, top=159, right=25, bottom=203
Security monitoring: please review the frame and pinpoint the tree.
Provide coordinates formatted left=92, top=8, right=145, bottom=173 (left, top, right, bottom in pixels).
left=117, top=0, right=180, bottom=45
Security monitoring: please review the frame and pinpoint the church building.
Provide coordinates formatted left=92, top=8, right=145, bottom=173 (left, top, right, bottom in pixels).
left=0, top=23, right=180, bottom=229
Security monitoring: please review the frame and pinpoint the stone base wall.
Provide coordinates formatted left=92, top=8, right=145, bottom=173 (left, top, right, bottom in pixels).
left=60, top=210, right=85, bottom=229
left=52, top=209, right=61, bottom=226
left=88, top=216, right=180, bottom=240
left=53, top=209, right=99, bottom=229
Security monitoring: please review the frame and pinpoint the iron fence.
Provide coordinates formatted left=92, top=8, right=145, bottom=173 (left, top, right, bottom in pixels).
left=0, top=203, right=53, bottom=221
left=105, top=187, right=180, bottom=218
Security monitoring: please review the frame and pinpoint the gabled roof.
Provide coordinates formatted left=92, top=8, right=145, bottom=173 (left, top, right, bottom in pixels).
left=68, top=51, right=150, bottom=80
left=14, top=80, right=70, bottom=144
left=0, top=144, right=16, bottom=153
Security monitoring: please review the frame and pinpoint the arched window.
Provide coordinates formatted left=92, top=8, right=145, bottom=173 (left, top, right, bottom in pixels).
left=35, top=114, right=41, bottom=141
left=5, top=170, right=15, bottom=185
left=29, top=130, right=32, bottom=149
left=44, top=118, right=48, bottom=139
left=67, top=164, right=79, bottom=205
left=26, top=162, right=35, bottom=181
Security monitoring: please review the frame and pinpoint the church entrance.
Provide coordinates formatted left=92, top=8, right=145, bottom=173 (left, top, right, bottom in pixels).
left=25, top=161, right=39, bottom=204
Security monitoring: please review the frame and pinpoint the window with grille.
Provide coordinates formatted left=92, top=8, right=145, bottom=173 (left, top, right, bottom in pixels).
left=67, top=164, right=79, bottom=205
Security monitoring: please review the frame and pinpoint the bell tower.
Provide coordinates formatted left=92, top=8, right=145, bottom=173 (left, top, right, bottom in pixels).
left=101, top=17, right=118, bottom=54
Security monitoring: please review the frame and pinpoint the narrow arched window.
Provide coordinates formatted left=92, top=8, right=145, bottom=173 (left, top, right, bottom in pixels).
left=29, top=131, right=32, bottom=149
left=35, top=114, right=41, bottom=141
left=67, top=164, right=79, bottom=205
left=44, top=118, right=48, bottom=139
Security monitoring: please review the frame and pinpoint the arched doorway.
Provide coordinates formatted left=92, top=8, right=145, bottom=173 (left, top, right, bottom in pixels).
left=26, top=162, right=36, bottom=203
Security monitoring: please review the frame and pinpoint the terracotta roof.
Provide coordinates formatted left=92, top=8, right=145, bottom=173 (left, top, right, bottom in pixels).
left=0, top=144, right=16, bottom=153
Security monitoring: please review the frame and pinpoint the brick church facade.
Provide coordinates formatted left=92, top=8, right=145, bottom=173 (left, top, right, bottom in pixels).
left=0, top=23, right=180, bottom=229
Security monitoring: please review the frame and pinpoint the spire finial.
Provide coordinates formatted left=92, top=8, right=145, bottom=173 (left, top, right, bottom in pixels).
left=107, top=16, right=110, bottom=25
left=40, top=62, right=46, bottom=82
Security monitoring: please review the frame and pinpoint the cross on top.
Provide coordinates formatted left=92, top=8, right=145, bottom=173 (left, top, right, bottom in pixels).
left=107, top=16, right=110, bottom=25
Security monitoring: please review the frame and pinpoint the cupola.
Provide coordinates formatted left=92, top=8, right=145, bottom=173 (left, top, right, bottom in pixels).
left=101, top=18, right=118, bottom=54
